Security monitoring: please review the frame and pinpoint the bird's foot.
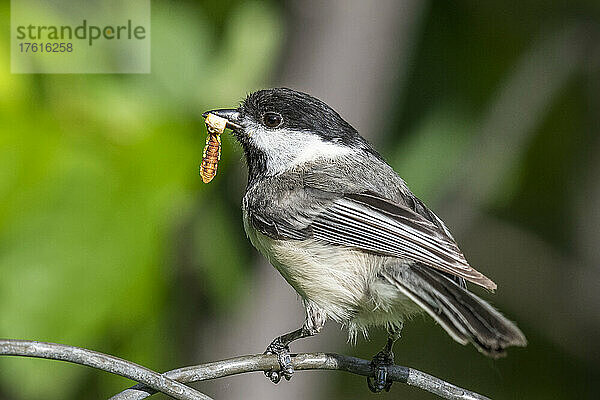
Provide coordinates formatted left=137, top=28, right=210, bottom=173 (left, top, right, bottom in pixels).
left=264, top=337, right=294, bottom=384
left=367, top=350, right=394, bottom=393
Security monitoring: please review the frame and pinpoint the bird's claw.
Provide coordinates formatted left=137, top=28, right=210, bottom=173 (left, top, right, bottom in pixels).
left=264, top=338, right=294, bottom=384
left=367, top=350, right=394, bottom=393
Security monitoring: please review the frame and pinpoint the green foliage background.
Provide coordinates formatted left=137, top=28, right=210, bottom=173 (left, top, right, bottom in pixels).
left=0, top=1, right=598, bottom=399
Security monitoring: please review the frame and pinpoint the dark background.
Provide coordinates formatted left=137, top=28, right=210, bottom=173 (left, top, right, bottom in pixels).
left=1, top=1, right=599, bottom=399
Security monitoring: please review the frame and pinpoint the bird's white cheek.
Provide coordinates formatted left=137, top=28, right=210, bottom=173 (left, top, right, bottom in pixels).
left=247, top=126, right=298, bottom=174
left=247, top=125, right=354, bottom=175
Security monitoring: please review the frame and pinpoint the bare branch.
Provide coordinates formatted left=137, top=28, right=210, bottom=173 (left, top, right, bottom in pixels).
left=0, top=339, right=490, bottom=400
left=0, top=339, right=212, bottom=400
left=111, top=353, right=489, bottom=400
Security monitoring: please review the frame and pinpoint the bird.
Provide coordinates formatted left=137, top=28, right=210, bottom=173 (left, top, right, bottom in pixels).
left=203, top=88, right=526, bottom=392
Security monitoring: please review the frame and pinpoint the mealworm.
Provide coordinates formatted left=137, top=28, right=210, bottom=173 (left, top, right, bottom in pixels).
left=199, top=113, right=227, bottom=183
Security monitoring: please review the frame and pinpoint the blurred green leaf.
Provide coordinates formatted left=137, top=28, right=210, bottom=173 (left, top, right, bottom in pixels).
left=391, top=105, right=473, bottom=202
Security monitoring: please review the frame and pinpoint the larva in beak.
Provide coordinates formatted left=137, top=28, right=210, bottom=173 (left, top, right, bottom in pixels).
left=199, top=113, right=227, bottom=183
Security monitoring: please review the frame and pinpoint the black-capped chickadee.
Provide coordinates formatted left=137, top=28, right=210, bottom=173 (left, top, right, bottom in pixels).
left=203, top=88, right=526, bottom=392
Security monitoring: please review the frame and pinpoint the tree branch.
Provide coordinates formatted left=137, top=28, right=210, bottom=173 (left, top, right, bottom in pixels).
left=0, top=339, right=490, bottom=400
left=0, top=339, right=212, bottom=400
left=110, top=353, right=489, bottom=400
left=111, top=352, right=489, bottom=400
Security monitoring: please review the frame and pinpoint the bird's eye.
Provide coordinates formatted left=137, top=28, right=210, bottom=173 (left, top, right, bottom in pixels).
left=262, top=112, right=283, bottom=128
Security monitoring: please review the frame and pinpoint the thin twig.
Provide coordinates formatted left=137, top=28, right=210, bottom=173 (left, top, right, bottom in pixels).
left=0, top=339, right=490, bottom=400
left=110, top=352, right=489, bottom=400
left=0, top=339, right=212, bottom=400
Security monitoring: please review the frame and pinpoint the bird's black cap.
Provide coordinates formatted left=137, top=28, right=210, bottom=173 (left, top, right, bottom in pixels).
left=240, top=88, right=362, bottom=145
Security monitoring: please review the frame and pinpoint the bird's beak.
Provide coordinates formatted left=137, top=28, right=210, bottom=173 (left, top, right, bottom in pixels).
left=202, top=109, right=242, bottom=131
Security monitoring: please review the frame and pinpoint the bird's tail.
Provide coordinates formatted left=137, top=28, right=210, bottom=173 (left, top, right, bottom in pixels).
left=382, top=263, right=527, bottom=357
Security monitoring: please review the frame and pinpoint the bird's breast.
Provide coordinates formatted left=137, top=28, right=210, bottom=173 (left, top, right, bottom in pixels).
left=243, top=209, right=378, bottom=321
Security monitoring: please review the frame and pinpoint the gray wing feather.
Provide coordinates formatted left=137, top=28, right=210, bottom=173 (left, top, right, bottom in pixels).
left=311, top=192, right=497, bottom=290
left=244, top=163, right=495, bottom=290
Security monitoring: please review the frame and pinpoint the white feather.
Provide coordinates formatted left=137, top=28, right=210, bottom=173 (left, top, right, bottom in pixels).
left=245, top=121, right=354, bottom=176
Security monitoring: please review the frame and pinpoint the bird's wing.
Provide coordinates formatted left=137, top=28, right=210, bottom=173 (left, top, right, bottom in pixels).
left=310, top=192, right=496, bottom=290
